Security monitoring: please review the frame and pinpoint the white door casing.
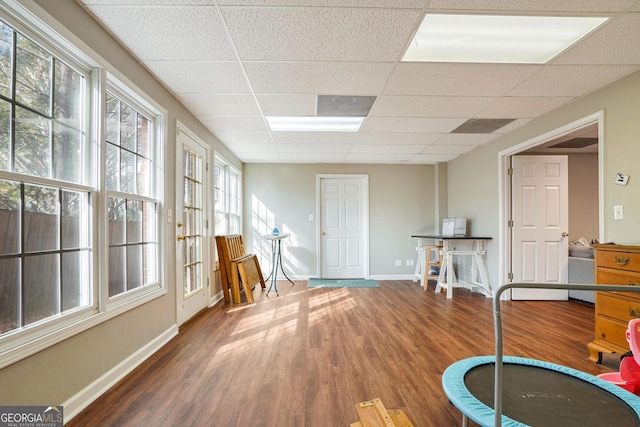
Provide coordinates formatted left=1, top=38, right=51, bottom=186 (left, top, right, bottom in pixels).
left=318, top=175, right=368, bottom=279
left=511, top=155, right=569, bottom=300
left=176, top=123, right=209, bottom=325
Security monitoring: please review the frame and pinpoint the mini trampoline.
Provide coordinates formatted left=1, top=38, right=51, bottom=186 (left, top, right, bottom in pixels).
left=442, top=282, right=640, bottom=427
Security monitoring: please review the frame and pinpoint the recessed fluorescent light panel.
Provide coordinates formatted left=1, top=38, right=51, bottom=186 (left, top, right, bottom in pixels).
left=267, top=116, right=364, bottom=132
left=402, top=14, right=608, bottom=64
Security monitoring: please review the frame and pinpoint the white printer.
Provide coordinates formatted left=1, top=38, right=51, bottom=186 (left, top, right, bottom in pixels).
left=442, top=218, right=467, bottom=237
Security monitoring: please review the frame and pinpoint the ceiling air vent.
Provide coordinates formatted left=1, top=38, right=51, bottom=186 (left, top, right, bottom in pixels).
left=549, top=138, right=598, bottom=149
left=451, top=118, right=515, bottom=134
left=317, top=95, right=376, bottom=117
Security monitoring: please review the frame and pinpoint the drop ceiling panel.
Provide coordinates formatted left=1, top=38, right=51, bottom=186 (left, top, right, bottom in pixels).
left=213, top=131, right=273, bottom=144
left=82, top=5, right=235, bottom=60
left=384, top=63, right=543, bottom=96
left=370, top=96, right=497, bottom=118
left=180, top=94, right=261, bottom=116
left=198, top=116, right=268, bottom=132
left=553, top=15, right=640, bottom=65
left=356, top=132, right=443, bottom=145
left=477, top=96, right=574, bottom=118
left=145, top=61, right=252, bottom=94
left=346, top=153, right=414, bottom=163
left=275, top=143, right=351, bottom=153
left=434, top=133, right=499, bottom=146
left=218, top=0, right=427, bottom=7
left=244, top=62, right=395, bottom=94
left=350, top=144, right=424, bottom=154
left=256, top=95, right=317, bottom=116
left=279, top=152, right=348, bottom=162
left=507, top=65, right=640, bottom=96
left=427, top=0, right=637, bottom=12
left=408, top=154, right=458, bottom=163
left=221, top=7, right=421, bottom=61
left=362, top=117, right=467, bottom=133
left=271, top=132, right=358, bottom=144
left=421, top=145, right=475, bottom=155
left=225, top=142, right=278, bottom=153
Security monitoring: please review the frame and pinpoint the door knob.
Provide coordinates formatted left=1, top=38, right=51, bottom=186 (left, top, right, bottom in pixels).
left=177, top=235, right=184, bottom=241
left=321, top=232, right=326, bottom=235
left=562, top=232, right=569, bottom=237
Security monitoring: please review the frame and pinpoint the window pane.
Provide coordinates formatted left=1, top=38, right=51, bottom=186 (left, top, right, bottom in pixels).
left=105, top=94, right=119, bottom=145
left=137, top=115, right=150, bottom=158
left=143, top=243, right=157, bottom=285
left=137, top=156, right=150, bottom=197
left=15, top=106, right=51, bottom=177
left=61, top=250, right=90, bottom=312
left=0, top=180, right=20, bottom=255
left=126, top=244, right=142, bottom=291
left=0, top=99, right=9, bottom=171
left=108, top=196, right=125, bottom=245
left=15, top=34, right=51, bottom=116
left=24, top=185, right=58, bottom=252
left=53, top=122, right=81, bottom=183
left=54, top=60, right=83, bottom=129
left=108, top=246, right=125, bottom=297
left=0, top=258, right=19, bottom=334
left=23, top=253, right=59, bottom=325
left=142, top=201, right=156, bottom=243
left=0, top=21, right=12, bottom=99
left=121, top=149, right=135, bottom=194
left=61, top=190, right=88, bottom=249
left=120, top=103, right=136, bottom=152
left=105, top=143, right=119, bottom=191
left=127, top=199, right=142, bottom=244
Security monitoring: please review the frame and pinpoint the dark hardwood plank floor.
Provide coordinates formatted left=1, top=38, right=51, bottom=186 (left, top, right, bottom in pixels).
left=67, top=280, right=618, bottom=427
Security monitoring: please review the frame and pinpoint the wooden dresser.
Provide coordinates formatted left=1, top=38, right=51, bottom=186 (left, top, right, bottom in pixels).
left=588, top=244, right=640, bottom=363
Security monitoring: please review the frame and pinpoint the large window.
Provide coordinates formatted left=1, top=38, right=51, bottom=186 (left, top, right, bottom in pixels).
left=0, top=8, right=164, bottom=367
left=214, top=156, right=240, bottom=236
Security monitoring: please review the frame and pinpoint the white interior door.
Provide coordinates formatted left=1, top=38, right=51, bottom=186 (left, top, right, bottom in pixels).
left=176, top=125, right=209, bottom=325
left=319, top=176, right=368, bottom=279
left=512, top=155, right=569, bottom=300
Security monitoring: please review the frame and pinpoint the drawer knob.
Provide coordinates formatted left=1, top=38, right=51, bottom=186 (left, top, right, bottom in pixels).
left=615, top=255, right=630, bottom=266
left=630, top=281, right=640, bottom=287
left=629, top=308, right=640, bottom=318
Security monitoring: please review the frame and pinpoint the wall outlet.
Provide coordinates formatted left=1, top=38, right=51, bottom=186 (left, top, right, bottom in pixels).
left=395, top=260, right=402, bottom=267
left=406, top=259, right=414, bottom=266
left=614, top=204, right=624, bottom=220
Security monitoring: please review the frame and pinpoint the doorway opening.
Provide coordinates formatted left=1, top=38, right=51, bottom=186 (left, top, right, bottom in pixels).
left=498, top=111, right=604, bottom=300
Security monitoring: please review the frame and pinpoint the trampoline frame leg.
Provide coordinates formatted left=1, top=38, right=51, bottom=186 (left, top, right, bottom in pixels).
left=462, top=414, right=469, bottom=427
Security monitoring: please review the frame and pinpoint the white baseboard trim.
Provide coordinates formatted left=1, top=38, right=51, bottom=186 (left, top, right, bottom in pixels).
left=209, top=291, right=224, bottom=307
left=369, top=274, right=415, bottom=280
left=63, top=324, right=179, bottom=423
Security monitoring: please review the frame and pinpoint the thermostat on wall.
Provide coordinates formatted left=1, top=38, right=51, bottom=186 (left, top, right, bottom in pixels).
left=615, top=173, right=629, bottom=186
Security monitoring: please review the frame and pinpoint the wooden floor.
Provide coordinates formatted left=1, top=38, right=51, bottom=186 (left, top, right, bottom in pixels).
left=67, top=280, right=619, bottom=427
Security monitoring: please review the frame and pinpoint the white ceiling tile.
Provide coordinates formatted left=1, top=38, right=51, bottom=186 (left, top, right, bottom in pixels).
left=434, top=133, right=499, bottom=146
left=238, top=153, right=283, bottom=163
left=384, top=63, right=542, bottom=96
left=493, top=119, right=531, bottom=134
left=214, top=131, right=273, bottom=144
left=356, top=132, right=444, bottom=145
left=180, top=94, right=261, bottom=116
left=276, top=143, right=351, bottom=153
left=146, top=61, right=252, bottom=94
left=370, top=96, right=497, bottom=117
left=421, top=145, right=475, bottom=155
left=83, top=5, right=235, bottom=60
left=244, top=62, right=394, bottom=94
left=408, top=153, right=458, bottom=163
left=272, top=132, right=358, bottom=144
left=256, top=95, right=317, bottom=116
left=224, top=142, right=278, bottom=153
left=427, top=0, right=637, bottom=12
left=350, top=144, right=424, bottom=154
left=218, top=0, right=426, bottom=7
left=279, top=152, right=348, bottom=162
left=507, top=65, right=639, bottom=96
left=346, top=153, right=414, bottom=163
left=83, top=1, right=218, bottom=4
left=362, top=117, right=466, bottom=133
left=221, top=8, right=421, bottom=61
left=553, top=15, right=640, bottom=65
left=198, top=116, right=268, bottom=132
left=476, top=96, right=574, bottom=119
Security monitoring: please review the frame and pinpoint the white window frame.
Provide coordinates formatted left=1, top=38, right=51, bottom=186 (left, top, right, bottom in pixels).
left=214, top=154, right=241, bottom=237
left=0, top=1, right=167, bottom=369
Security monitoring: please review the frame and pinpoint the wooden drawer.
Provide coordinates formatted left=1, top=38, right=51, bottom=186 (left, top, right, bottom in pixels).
left=596, top=268, right=640, bottom=288
left=596, top=249, right=640, bottom=272
left=597, top=292, right=640, bottom=320
left=595, top=315, right=629, bottom=349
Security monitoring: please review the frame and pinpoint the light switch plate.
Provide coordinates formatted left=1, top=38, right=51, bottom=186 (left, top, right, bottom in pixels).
left=614, top=205, right=624, bottom=220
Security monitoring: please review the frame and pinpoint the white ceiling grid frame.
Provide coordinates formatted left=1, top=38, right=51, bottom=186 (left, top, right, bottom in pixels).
left=78, top=0, right=640, bottom=163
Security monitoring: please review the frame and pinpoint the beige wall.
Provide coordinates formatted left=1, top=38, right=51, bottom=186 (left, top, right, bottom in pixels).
left=448, top=69, right=640, bottom=287
left=568, top=153, right=599, bottom=242
left=243, top=163, right=436, bottom=277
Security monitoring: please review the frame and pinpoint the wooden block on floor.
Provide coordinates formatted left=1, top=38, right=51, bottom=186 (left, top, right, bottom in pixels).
left=351, top=398, right=415, bottom=427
